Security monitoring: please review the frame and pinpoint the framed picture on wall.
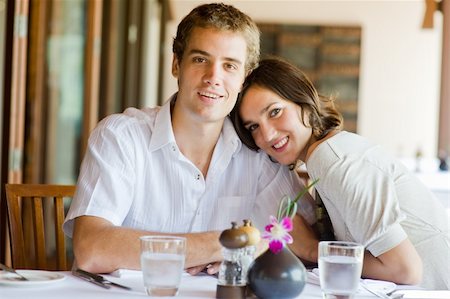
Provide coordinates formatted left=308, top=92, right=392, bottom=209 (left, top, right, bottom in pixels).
left=258, top=23, right=361, bottom=133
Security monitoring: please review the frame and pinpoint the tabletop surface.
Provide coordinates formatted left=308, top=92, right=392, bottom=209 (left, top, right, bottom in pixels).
left=0, top=270, right=448, bottom=299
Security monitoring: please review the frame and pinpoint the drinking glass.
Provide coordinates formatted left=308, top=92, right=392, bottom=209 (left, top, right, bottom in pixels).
left=318, top=241, right=364, bottom=299
left=140, top=236, right=186, bottom=297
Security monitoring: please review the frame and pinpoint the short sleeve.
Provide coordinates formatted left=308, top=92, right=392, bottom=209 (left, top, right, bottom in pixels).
left=316, top=160, right=407, bottom=256
left=63, top=116, right=138, bottom=237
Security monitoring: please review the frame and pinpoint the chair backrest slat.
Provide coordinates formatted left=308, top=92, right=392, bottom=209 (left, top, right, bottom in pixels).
left=54, top=196, right=67, bottom=270
left=5, top=184, right=76, bottom=270
left=32, top=197, right=47, bottom=269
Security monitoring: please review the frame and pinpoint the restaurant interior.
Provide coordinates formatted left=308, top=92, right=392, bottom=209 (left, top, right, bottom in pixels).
left=0, top=0, right=448, bottom=291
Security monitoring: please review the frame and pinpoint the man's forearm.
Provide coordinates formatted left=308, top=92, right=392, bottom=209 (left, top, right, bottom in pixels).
left=72, top=216, right=222, bottom=273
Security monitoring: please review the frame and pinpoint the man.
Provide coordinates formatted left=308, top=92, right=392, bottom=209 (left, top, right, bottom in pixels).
left=63, top=3, right=314, bottom=274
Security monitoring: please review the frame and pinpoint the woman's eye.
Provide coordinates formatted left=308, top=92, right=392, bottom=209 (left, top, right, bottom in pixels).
left=270, top=108, right=281, bottom=117
left=247, top=124, right=258, bottom=132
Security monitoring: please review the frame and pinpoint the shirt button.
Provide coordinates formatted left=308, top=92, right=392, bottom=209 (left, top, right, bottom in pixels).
left=196, top=174, right=200, bottom=180
left=172, top=146, right=176, bottom=151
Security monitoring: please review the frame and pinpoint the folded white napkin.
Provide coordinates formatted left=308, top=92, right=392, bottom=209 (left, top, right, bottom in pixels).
left=307, top=268, right=398, bottom=295
left=306, top=269, right=320, bottom=285
left=394, top=290, right=450, bottom=299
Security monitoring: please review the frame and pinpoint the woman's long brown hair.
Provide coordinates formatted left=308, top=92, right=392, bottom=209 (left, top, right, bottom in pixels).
left=231, top=57, right=343, bottom=151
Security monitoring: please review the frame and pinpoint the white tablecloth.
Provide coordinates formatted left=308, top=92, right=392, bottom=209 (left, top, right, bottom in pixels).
left=1, top=270, right=448, bottom=299
left=0, top=271, right=359, bottom=299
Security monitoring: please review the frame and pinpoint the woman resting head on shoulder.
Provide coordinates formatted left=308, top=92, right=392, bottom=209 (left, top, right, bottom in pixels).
left=231, top=56, right=342, bottom=166
left=231, top=57, right=450, bottom=290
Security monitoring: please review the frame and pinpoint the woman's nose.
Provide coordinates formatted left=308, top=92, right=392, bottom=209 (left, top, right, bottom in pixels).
left=260, top=123, right=276, bottom=143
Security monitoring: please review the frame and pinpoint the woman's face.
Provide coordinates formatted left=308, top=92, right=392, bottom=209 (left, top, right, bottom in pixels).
left=239, top=85, right=313, bottom=165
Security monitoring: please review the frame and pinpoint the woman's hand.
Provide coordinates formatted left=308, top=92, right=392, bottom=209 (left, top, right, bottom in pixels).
left=186, top=262, right=221, bottom=276
left=288, top=214, right=319, bottom=262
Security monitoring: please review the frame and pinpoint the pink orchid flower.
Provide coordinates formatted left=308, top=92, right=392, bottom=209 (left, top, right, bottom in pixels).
left=262, top=216, right=293, bottom=254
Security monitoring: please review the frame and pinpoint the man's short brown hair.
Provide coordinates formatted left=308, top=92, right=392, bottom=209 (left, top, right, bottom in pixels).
left=172, top=2, right=260, bottom=73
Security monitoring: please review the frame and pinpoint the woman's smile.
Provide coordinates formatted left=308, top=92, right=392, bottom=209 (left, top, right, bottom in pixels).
left=272, top=136, right=289, bottom=151
left=240, top=85, right=313, bottom=165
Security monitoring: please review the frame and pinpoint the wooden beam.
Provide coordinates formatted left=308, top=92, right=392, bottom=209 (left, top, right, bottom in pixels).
left=438, top=0, right=450, bottom=155
left=81, top=0, right=103, bottom=158
left=422, top=0, right=438, bottom=28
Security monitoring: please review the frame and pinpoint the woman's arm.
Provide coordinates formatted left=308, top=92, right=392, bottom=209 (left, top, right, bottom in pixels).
left=362, top=238, right=422, bottom=285
left=288, top=214, right=319, bottom=262
left=288, top=215, right=422, bottom=285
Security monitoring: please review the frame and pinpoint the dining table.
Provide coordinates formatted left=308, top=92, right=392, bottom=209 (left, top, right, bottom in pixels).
left=0, top=269, right=448, bottom=299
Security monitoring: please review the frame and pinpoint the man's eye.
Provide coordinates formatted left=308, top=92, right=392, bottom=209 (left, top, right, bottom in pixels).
left=247, top=124, right=258, bottom=132
left=270, top=108, right=281, bottom=117
left=193, top=57, right=206, bottom=63
left=225, top=63, right=238, bottom=71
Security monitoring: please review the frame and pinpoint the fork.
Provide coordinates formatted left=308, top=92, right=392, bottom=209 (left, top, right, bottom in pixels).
left=0, top=263, right=29, bottom=281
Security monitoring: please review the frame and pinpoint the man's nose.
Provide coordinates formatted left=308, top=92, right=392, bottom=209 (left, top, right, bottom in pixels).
left=203, top=63, right=222, bottom=86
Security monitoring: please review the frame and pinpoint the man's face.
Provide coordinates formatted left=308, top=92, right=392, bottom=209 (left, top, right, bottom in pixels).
left=172, top=27, right=247, bottom=125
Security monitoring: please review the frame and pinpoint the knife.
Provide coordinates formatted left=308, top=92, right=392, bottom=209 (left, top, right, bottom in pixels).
left=73, top=268, right=131, bottom=290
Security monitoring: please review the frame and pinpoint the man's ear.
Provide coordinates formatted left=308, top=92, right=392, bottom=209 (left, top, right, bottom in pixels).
left=172, top=54, right=179, bottom=77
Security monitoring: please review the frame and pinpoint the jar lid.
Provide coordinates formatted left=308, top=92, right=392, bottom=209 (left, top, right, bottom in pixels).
left=219, top=222, right=249, bottom=249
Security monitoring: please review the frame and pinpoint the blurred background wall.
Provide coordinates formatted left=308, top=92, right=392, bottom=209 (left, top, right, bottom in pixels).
left=163, top=0, right=443, bottom=160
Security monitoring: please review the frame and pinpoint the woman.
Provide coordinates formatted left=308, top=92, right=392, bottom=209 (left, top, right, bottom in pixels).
left=231, top=57, right=449, bottom=290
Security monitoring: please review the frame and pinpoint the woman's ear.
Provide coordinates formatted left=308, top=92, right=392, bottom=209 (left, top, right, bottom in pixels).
left=172, top=55, right=180, bottom=77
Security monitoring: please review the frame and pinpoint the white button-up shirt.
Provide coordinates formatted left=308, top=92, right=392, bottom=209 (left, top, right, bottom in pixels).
left=63, top=96, right=315, bottom=236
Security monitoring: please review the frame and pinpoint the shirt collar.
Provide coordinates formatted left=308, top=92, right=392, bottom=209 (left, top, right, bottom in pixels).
left=148, top=93, right=177, bottom=152
left=148, top=93, right=243, bottom=155
left=221, top=117, right=242, bottom=155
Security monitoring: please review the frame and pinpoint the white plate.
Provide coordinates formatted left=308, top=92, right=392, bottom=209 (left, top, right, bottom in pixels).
left=0, top=270, right=65, bottom=287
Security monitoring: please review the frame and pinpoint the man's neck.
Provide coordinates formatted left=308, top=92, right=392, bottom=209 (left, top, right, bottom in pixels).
left=171, top=107, right=224, bottom=178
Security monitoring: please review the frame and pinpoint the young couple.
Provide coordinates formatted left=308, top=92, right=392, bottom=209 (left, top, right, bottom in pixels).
left=63, top=3, right=449, bottom=290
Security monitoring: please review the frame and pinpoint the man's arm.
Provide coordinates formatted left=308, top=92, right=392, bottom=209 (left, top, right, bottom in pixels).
left=73, top=216, right=222, bottom=273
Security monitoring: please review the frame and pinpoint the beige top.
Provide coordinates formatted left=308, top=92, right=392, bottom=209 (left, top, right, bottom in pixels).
left=307, top=131, right=450, bottom=290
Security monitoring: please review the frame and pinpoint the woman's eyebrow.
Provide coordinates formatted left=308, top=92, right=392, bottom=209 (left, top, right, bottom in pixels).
left=242, top=102, right=277, bottom=126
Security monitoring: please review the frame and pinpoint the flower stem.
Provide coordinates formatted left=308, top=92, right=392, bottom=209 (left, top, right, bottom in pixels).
left=292, top=178, right=319, bottom=205
left=278, top=178, right=319, bottom=221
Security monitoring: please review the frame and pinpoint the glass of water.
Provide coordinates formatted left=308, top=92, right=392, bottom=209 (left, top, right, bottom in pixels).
left=318, top=241, right=364, bottom=299
left=140, top=236, right=186, bottom=297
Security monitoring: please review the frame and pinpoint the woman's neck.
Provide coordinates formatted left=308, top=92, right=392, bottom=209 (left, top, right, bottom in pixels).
left=304, top=130, right=341, bottom=162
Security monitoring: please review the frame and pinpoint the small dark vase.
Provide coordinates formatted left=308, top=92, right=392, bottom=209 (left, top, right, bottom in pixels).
left=247, top=247, right=306, bottom=299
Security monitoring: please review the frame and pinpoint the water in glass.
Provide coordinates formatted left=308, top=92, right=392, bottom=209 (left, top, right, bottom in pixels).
left=141, top=252, right=184, bottom=296
left=318, top=241, right=364, bottom=299
left=319, top=255, right=362, bottom=297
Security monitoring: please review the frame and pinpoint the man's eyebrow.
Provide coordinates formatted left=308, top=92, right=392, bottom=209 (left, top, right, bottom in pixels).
left=187, top=49, right=244, bottom=66
left=242, top=102, right=277, bottom=126
left=187, top=49, right=210, bottom=57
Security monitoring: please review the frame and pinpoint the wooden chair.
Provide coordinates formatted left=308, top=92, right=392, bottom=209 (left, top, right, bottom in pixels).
left=5, top=184, right=76, bottom=270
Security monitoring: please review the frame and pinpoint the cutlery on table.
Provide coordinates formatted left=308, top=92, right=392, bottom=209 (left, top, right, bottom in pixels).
left=0, top=262, right=29, bottom=281
left=72, top=268, right=132, bottom=290
left=361, top=281, right=404, bottom=299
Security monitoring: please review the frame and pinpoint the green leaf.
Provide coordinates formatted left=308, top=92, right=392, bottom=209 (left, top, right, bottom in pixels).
left=277, top=178, right=319, bottom=221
